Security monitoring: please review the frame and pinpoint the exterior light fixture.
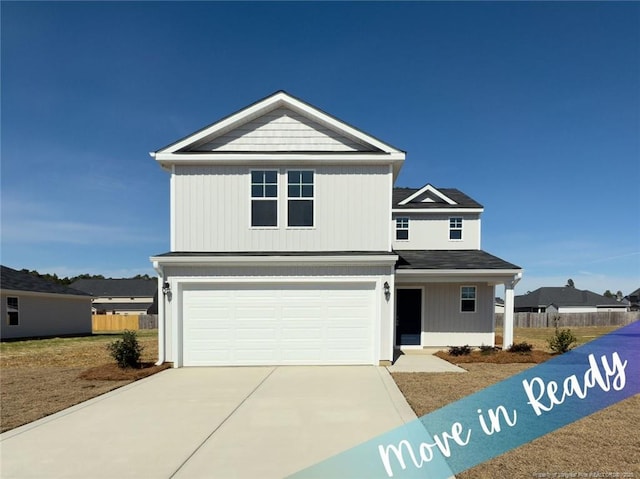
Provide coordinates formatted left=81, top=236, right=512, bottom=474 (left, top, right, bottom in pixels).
left=383, top=281, right=391, bottom=301
left=162, top=281, right=171, bottom=295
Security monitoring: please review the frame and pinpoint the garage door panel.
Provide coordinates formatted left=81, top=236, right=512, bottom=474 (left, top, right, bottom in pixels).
left=182, top=282, right=375, bottom=366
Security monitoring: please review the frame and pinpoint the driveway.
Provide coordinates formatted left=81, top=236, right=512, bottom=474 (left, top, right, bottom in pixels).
left=0, top=366, right=416, bottom=479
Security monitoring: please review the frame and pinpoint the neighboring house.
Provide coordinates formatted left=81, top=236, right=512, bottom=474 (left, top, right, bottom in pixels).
left=70, top=279, right=157, bottom=315
left=0, top=266, right=92, bottom=340
left=494, top=297, right=505, bottom=313
left=624, top=288, right=640, bottom=311
left=515, top=287, right=629, bottom=313
left=150, top=91, right=522, bottom=367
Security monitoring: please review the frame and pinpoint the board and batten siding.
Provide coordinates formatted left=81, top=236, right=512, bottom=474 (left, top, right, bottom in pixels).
left=392, top=214, right=481, bottom=250
left=173, top=165, right=391, bottom=252
left=193, top=108, right=374, bottom=152
left=423, top=283, right=494, bottom=333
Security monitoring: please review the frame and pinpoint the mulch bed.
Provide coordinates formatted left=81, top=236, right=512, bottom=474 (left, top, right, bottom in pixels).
left=78, top=362, right=171, bottom=381
left=434, top=349, right=554, bottom=364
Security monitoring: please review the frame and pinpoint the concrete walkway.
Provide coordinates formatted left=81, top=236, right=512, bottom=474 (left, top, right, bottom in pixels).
left=0, top=366, right=416, bottom=479
left=387, top=350, right=467, bottom=373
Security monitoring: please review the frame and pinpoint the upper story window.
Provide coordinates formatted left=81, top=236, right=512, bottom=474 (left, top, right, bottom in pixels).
left=251, top=170, right=278, bottom=227
left=395, top=217, right=409, bottom=240
left=287, top=170, right=314, bottom=227
left=6, top=296, right=19, bottom=326
left=460, top=286, right=476, bottom=312
left=449, top=217, right=463, bottom=240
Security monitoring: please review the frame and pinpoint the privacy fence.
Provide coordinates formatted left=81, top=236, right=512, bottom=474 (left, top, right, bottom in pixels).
left=495, top=311, right=638, bottom=328
left=92, top=314, right=158, bottom=332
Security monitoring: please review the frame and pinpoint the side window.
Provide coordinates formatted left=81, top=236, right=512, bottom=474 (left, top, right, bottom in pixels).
left=449, top=217, right=463, bottom=240
left=396, top=217, right=409, bottom=240
left=251, top=170, right=278, bottom=227
left=461, top=286, right=476, bottom=312
left=7, top=296, right=19, bottom=326
left=287, top=170, right=314, bottom=227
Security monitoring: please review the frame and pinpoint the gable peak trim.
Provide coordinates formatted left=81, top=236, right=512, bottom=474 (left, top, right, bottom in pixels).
left=398, top=184, right=457, bottom=206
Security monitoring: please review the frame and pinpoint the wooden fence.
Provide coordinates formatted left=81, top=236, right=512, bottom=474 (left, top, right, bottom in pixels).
left=92, top=314, right=158, bottom=332
left=495, top=311, right=639, bottom=328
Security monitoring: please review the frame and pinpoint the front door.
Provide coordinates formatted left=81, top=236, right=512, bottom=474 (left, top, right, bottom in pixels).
left=396, top=289, right=422, bottom=346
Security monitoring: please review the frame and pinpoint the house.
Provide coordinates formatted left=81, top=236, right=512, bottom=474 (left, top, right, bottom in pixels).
left=515, top=287, right=628, bottom=313
left=70, top=278, right=157, bottom=315
left=494, top=297, right=505, bottom=313
left=149, top=91, right=522, bottom=367
left=624, top=288, right=640, bottom=311
left=0, top=266, right=92, bottom=340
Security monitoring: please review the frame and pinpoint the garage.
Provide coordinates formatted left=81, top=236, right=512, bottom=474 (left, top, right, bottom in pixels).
left=180, top=282, right=376, bottom=366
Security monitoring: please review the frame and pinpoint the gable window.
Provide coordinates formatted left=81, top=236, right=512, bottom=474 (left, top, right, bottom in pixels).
left=287, top=170, right=314, bottom=227
left=251, top=170, right=278, bottom=227
left=449, top=217, right=463, bottom=240
left=396, top=217, right=409, bottom=240
left=461, top=286, right=476, bottom=312
left=7, top=297, right=19, bottom=326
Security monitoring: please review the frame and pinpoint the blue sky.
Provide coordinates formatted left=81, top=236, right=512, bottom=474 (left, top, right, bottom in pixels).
left=2, top=1, right=639, bottom=296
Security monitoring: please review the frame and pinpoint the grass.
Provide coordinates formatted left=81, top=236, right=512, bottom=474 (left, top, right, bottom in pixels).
left=392, top=325, right=640, bottom=478
left=0, top=330, right=169, bottom=433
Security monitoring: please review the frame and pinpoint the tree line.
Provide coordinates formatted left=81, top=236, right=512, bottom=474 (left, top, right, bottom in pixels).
left=21, top=270, right=153, bottom=286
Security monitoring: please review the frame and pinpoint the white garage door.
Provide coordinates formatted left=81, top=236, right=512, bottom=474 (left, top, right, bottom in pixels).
left=181, top=282, right=375, bottom=366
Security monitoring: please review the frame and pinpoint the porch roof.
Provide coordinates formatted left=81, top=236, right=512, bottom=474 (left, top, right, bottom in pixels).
left=395, top=250, right=521, bottom=270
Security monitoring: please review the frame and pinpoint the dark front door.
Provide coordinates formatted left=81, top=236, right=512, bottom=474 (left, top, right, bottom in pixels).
left=396, top=289, right=422, bottom=346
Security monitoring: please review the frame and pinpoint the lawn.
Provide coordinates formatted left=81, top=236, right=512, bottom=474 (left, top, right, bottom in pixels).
left=392, top=325, right=640, bottom=478
left=0, top=331, right=168, bottom=433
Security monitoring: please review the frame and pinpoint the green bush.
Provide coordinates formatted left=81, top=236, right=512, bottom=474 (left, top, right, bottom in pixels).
left=479, top=344, right=497, bottom=355
left=448, top=345, right=472, bottom=356
left=547, top=327, right=577, bottom=354
left=508, top=341, right=533, bottom=353
left=107, top=330, right=143, bottom=368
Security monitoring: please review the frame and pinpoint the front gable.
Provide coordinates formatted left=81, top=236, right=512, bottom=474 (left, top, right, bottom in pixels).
left=151, top=91, right=405, bottom=176
left=398, top=184, right=457, bottom=206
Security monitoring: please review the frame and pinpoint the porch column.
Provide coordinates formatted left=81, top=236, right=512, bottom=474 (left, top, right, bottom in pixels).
left=503, top=273, right=522, bottom=350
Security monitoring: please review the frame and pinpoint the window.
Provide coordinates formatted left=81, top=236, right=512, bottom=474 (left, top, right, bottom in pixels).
left=461, top=286, right=476, bottom=312
left=449, top=217, right=463, bottom=240
left=7, top=297, right=19, bottom=326
left=396, top=217, right=409, bottom=240
left=251, top=170, right=278, bottom=227
left=287, top=170, right=314, bottom=227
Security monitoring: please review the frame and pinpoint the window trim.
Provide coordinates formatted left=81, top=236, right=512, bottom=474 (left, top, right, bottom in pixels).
left=286, top=169, right=315, bottom=229
left=395, top=217, right=410, bottom=241
left=6, top=296, right=19, bottom=326
left=449, top=217, right=463, bottom=241
left=460, top=286, right=477, bottom=313
left=250, top=169, right=279, bottom=229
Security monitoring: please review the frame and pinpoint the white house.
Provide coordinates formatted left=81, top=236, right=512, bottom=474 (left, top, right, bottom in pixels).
left=1, top=266, right=93, bottom=340
left=70, top=278, right=157, bottom=315
left=150, top=91, right=522, bottom=367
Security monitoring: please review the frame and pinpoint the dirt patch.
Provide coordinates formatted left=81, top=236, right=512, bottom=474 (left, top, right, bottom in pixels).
left=392, top=363, right=640, bottom=478
left=79, top=362, right=171, bottom=381
left=434, top=349, right=553, bottom=364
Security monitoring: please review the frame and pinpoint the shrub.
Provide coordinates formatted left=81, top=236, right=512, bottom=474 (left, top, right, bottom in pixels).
left=508, top=341, right=533, bottom=353
left=548, top=327, right=577, bottom=354
left=448, top=345, right=472, bottom=356
left=107, top=330, right=143, bottom=368
left=479, top=344, right=497, bottom=355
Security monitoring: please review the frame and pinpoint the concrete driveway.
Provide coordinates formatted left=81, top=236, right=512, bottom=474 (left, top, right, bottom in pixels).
left=0, top=366, right=416, bottom=479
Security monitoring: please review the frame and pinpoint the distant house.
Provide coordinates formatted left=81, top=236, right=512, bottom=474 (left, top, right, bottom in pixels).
left=494, top=297, right=505, bottom=313
left=515, top=287, right=628, bottom=313
left=70, top=279, right=157, bottom=315
left=0, top=266, right=92, bottom=339
left=624, top=288, right=640, bottom=311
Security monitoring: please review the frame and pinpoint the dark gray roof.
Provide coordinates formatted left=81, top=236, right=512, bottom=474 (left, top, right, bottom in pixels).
left=395, top=250, right=521, bottom=270
left=0, top=266, right=91, bottom=296
left=393, top=187, right=483, bottom=209
left=70, top=279, right=157, bottom=298
left=515, top=287, right=627, bottom=309
left=92, top=302, right=154, bottom=312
